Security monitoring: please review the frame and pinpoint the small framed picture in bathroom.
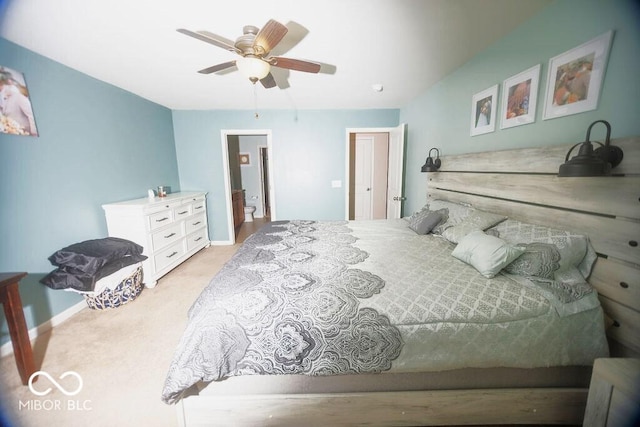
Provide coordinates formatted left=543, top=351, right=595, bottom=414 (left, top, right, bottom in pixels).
left=238, top=153, right=251, bottom=166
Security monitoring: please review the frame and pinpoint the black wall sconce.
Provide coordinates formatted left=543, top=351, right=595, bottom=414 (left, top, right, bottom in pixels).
left=558, top=120, right=624, bottom=177
left=421, top=148, right=441, bottom=172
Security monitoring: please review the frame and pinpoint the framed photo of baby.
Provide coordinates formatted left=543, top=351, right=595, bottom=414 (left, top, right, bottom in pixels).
left=470, top=84, right=498, bottom=136
left=543, top=30, right=613, bottom=120
left=0, top=66, right=39, bottom=136
left=500, top=64, right=540, bottom=129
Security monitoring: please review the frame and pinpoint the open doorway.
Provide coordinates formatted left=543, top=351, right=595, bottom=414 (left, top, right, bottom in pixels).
left=345, top=124, right=406, bottom=220
left=221, top=129, right=275, bottom=244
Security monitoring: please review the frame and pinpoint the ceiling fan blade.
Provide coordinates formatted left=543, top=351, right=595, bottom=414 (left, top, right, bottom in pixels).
left=271, top=57, right=321, bottom=73
left=177, top=29, right=240, bottom=53
left=198, top=61, right=237, bottom=74
left=260, top=73, right=277, bottom=89
left=254, top=19, right=288, bottom=56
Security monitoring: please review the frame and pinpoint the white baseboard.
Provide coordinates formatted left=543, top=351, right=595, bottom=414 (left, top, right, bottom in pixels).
left=210, top=240, right=233, bottom=246
left=0, top=300, right=87, bottom=358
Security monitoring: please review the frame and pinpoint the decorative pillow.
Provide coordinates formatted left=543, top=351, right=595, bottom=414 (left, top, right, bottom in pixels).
left=408, top=209, right=444, bottom=235
left=503, top=242, right=561, bottom=279
left=426, top=200, right=474, bottom=234
left=490, top=219, right=597, bottom=280
left=451, top=230, right=525, bottom=278
left=48, top=237, right=145, bottom=275
left=440, top=209, right=507, bottom=243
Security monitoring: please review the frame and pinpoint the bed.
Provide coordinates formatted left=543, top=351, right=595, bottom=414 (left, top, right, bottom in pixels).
left=162, top=136, right=640, bottom=426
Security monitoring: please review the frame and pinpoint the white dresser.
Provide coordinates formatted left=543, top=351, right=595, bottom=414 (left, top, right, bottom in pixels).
left=102, top=192, right=210, bottom=288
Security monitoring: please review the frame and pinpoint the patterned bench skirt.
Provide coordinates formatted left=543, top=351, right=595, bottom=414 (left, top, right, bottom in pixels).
left=84, top=265, right=144, bottom=310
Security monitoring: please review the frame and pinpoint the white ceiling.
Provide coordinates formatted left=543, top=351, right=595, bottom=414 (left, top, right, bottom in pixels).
left=0, top=0, right=551, bottom=110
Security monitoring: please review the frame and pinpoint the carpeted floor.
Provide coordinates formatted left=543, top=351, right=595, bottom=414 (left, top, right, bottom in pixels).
left=0, top=220, right=266, bottom=427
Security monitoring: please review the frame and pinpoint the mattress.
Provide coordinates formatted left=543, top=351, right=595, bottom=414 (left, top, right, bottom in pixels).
left=162, top=218, right=609, bottom=404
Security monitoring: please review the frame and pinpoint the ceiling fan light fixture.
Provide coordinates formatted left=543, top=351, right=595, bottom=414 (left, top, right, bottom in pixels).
left=236, top=56, right=271, bottom=81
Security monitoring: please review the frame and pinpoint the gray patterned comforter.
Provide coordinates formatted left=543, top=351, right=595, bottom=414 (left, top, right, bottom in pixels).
left=161, top=219, right=608, bottom=404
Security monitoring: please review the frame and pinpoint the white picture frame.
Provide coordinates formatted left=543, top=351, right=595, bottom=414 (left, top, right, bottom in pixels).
left=542, top=30, right=614, bottom=120
left=500, top=64, right=540, bottom=129
left=470, top=84, right=498, bottom=136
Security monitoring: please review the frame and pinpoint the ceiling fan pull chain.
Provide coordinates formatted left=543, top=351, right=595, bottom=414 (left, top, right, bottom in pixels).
left=253, top=84, right=259, bottom=119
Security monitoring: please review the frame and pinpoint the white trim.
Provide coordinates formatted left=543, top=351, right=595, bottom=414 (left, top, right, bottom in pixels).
left=210, top=239, right=234, bottom=246
left=0, top=300, right=86, bottom=357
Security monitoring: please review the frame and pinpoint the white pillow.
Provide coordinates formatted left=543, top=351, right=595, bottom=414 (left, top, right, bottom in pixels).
left=452, top=230, right=524, bottom=278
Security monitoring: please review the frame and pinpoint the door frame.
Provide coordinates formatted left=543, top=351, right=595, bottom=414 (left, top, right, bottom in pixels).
left=345, top=125, right=405, bottom=220
left=221, top=129, right=274, bottom=244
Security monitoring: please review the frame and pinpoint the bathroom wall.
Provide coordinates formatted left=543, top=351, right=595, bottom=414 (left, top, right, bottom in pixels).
left=227, top=135, right=242, bottom=190
left=239, top=134, right=268, bottom=218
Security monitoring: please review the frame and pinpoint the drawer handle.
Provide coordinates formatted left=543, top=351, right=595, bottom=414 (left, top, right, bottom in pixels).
left=194, top=237, right=203, bottom=242
left=620, top=282, right=629, bottom=289
left=156, top=217, right=169, bottom=222
left=166, top=251, right=178, bottom=258
left=192, top=221, right=201, bottom=226
left=165, top=232, right=176, bottom=239
left=194, top=206, right=203, bottom=210
left=178, top=210, right=189, bottom=215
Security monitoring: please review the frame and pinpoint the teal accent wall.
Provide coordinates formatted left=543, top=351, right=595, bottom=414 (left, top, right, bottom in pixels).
left=0, top=38, right=180, bottom=346
left=172, top=109, right=400, bottom=242
left=401, top=0, right=640, bottom=215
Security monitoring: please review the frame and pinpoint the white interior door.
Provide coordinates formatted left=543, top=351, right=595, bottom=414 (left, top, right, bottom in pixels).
left=354, top=136, right=373, bottom=220
left=387, top=123, right=406, bottom=219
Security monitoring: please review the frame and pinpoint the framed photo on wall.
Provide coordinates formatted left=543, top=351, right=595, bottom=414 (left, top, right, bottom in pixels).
left=542, top=30, right=614, bottom=120
left=238, top=152, right=251, bottom=166
left=500, top=64, right=540, bottom=129
left=470, top=84, right=498, bottom=136
left=0, top=66, right=39, bottom=136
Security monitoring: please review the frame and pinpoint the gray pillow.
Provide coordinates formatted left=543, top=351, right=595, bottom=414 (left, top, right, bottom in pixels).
left=408, top=210, right=444, bottom=235
left=503, top=242, right=561, bottom=279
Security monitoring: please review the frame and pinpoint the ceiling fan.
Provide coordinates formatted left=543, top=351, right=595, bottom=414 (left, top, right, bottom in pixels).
left=177, top=19, right=321, bottom=88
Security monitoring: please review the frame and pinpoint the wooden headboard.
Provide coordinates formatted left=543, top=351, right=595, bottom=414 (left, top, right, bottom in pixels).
left=427, top=136, right=640, bottom=357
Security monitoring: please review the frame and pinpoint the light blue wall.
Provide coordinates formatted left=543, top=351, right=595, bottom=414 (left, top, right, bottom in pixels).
left=172, top=109, right=400, bottom=241
left=401, top=0, right=640, bottom=214
left=0, top=38, right=180, bottom=346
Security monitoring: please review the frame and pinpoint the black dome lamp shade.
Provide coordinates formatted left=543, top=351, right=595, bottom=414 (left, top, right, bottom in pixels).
left=421, top=148, right=441, bottom=172
left=558, top=120, right=624, bottom=177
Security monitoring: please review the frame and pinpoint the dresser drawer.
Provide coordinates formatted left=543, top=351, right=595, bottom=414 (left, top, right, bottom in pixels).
left=174, top=204, right=193, bottom=220
left=148, top=209, right=174, bottom=231
left=191, top=198, right=206, bottom=215
left=151, top=222, right=184, bottom=250
left=185, top=213, right=206, bottom=235
left=186, top=228, right=208, bottom=252
left=154, top=241, right=185, bottom=272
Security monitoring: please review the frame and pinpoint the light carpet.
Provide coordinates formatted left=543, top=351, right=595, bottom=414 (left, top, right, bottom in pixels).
left=0, top=240, right=243, bottom=427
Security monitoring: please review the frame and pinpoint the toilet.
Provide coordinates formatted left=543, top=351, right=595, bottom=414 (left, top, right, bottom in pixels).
left=244, top=205, right=256, bottom=222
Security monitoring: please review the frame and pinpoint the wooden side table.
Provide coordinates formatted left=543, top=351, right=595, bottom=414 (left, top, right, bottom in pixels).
left=0, top=272, right=37, bottom=385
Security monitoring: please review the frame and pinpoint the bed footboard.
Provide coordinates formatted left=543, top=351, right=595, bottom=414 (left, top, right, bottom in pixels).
left=176, top=387, right=588, bottom=427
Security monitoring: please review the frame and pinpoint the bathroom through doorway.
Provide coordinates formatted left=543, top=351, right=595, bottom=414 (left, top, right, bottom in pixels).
left=221, top=129, right=274, bottom=244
